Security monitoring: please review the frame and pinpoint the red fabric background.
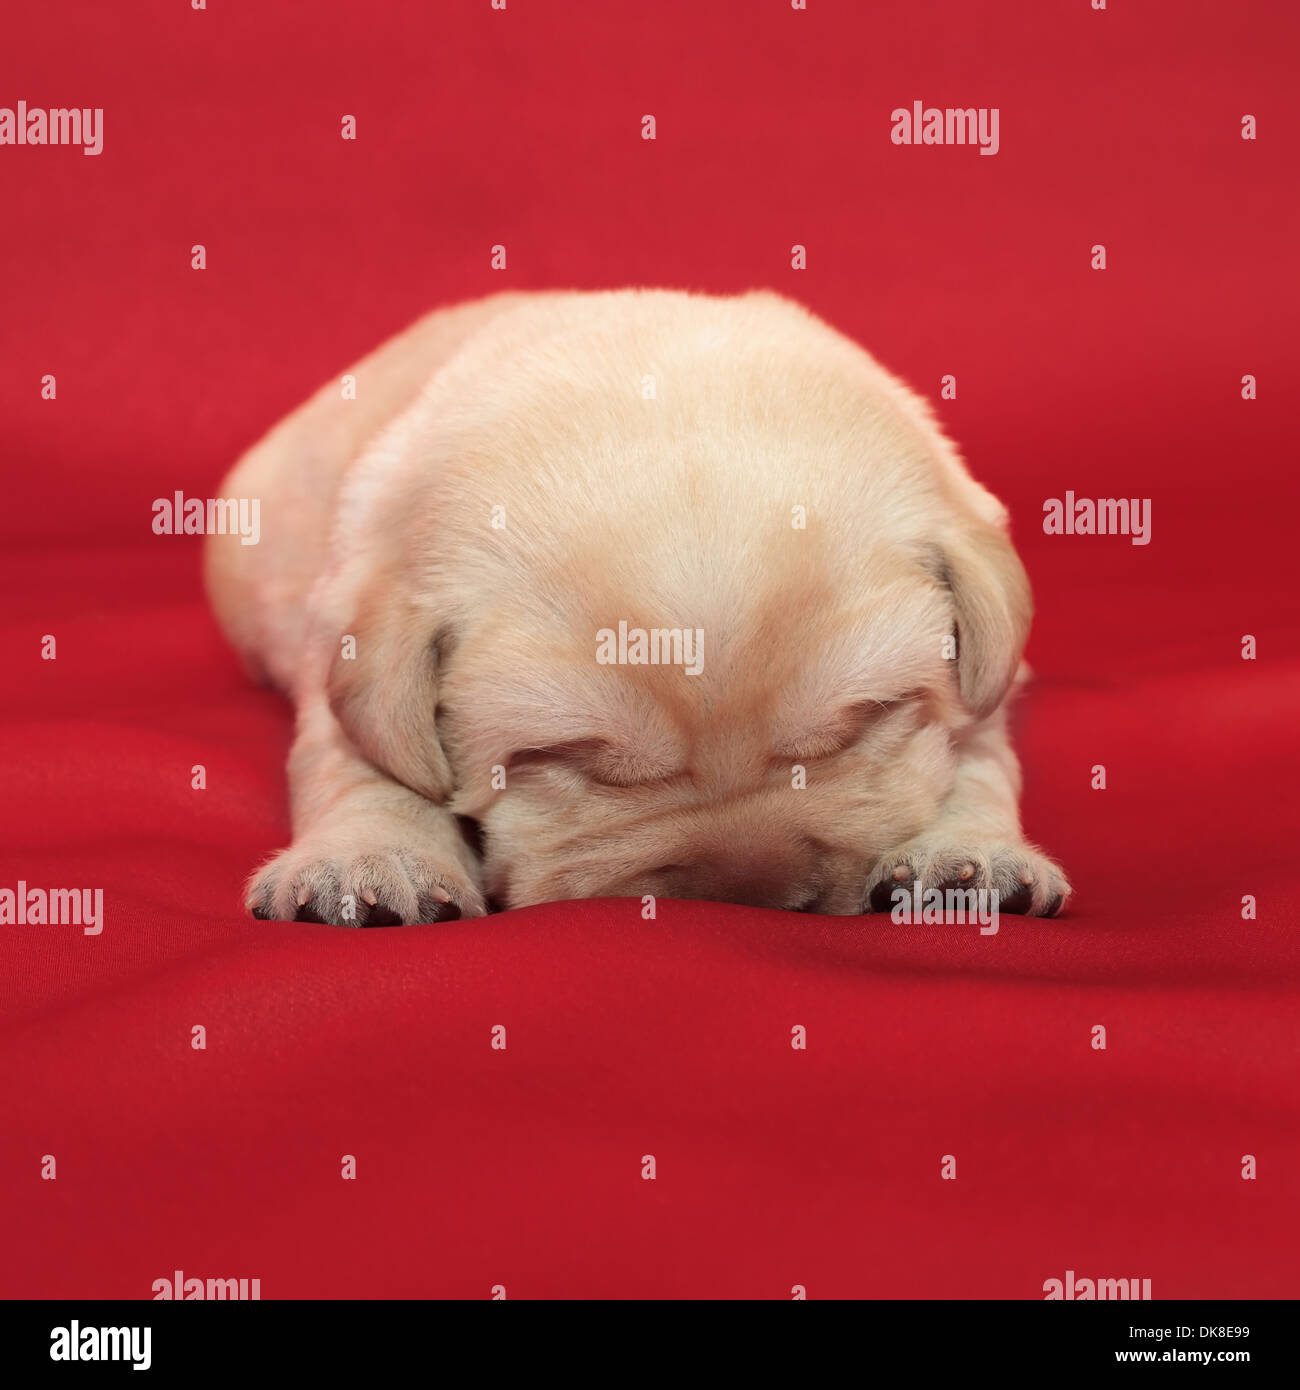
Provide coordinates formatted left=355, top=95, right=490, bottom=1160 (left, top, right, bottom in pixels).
left=2, top=0, right=1297, bottom=1298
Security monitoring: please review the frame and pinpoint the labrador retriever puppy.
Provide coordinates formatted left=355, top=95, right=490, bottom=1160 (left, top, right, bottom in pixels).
left=205, top=289, right=1070, bottom=924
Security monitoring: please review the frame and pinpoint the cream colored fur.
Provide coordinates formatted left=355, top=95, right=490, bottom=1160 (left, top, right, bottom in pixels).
left=206, top=289, right=1069, bottom=923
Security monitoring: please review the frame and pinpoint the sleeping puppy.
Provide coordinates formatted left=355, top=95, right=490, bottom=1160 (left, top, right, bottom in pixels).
left=205, top=289, right=1070, bottom=924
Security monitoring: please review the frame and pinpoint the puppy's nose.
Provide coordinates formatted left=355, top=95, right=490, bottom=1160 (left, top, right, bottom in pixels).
left=683, top=848, right=806, bottom=909
left=709, top=879, right=785, bottom=909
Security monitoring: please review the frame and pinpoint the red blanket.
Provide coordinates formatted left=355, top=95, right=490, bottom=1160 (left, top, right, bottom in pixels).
left=2, top=0, right=1297, bottom=1299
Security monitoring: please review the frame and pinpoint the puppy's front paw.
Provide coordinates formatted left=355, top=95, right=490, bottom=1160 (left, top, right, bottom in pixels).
left=246, top=842, right=485, bottom=926
left=864, top=835, right=1071, bottom=918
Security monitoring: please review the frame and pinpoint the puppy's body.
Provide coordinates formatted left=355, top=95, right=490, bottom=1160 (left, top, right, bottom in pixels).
left=207, top=290, right=1069, bottom=922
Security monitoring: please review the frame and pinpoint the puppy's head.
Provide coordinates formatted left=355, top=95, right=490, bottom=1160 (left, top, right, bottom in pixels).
left=328, top=510, right=1030, bottom=915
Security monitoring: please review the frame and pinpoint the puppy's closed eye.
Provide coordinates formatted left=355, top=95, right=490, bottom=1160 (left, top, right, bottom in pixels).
left=507, top=739, right=681, bottom=788
left=507, top=740, right=604, bottom=774
left=770, top=693, right=921, bottom=765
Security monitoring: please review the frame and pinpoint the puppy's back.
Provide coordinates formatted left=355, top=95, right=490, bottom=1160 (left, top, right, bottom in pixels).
left=203, top=292, right=530, bottom=687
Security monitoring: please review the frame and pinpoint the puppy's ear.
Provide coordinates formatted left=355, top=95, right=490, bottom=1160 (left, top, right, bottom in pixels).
left=327, top=586, right=455, bottom=802
left=939, top=519, right=1032, bottom=719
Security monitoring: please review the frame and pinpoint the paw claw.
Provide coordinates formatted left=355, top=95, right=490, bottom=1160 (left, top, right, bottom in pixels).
left=416, top=894, right=461, bottom=924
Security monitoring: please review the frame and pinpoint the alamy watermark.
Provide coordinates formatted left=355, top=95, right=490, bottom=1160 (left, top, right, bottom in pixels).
left=50, top=1322, right=150, bottom=1370
left=889, top=881, right=1001, bottom=935
left=1, top=881, right=102, bottom=934
left=1, top=102, right=103, bottom=155
left=891, top=101, right=1000, bottom=156
left=596, top=620, right=704, bottom=675
left=153, top=491, right=260, bottom=545
left=1044, top=1269, right=1152, bottom=1300
left=152, top=1270, right=261, bottom=1300
left=1043, top=492, right=1151, bottom=545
